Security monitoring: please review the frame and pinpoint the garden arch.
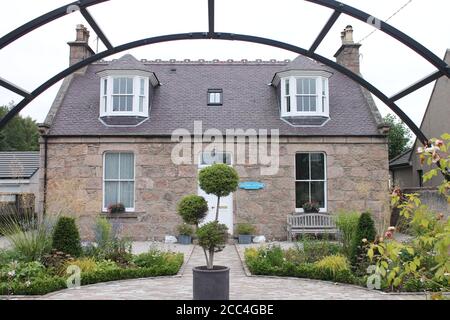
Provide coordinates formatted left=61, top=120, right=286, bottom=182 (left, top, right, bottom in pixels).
left=0, top=0, right=449, bottom=146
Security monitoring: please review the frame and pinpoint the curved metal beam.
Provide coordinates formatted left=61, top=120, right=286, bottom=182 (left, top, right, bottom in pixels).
left=0, top=0, right=448, bottom=146
left=0, top=32, right=428, bottom=144
left=305, top=0, right=450, bottom=78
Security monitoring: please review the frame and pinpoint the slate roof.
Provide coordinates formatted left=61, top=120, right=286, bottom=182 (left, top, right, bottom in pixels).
left=389, top=149, right=412, bottom=168
left=0, top=152, right=40, bottom=179
left=47, top=54, right=382, bottom=137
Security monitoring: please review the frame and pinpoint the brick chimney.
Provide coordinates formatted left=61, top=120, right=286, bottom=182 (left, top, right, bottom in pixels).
left=67, top=24, right=94, bottom=66
left=334, top=25, right=362, bottom=74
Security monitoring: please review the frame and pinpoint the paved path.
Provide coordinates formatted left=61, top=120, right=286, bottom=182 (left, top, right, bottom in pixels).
left=40, top=244, right=425, bottom=300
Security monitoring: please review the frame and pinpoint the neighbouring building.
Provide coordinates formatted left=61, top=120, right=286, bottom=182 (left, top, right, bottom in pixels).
left=389, top=49, right=450, bottom=214
left=38, top=24, right=390, bottom=240
left=0, top=151, right=40, bottom=213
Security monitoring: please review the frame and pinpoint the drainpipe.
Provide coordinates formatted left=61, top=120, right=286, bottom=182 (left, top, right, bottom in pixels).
left=43, top=135, right=48, bottom=216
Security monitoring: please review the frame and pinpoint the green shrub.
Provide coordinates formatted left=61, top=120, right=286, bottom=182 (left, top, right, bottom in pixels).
left=52, top=216, right=82, bottom=257
left=59, top=257, right=98, bottom=276
left=335, top=210, right=361, bottom=258
left=0, top=260, right=47, bottom=282
left=315, top=255, right=350, bottom=277
left=236, top=223, right=256, bottom=235
left=177, top=195, right=208, bottom=227
left=0, top=213, right=55, bottom=262
left=0, top=276, right=66, bottom=295
left=196, top=221, right=228, bottom=269
left=351, top=212, right=376, bottom=266
left=177, top=223, right=194, bottom=236
left=133, top=249, right=183, bottom=269
left=299, top=239, right=342, bottom=263
left=41, top=249, right=73, bottom=274
left=0, top=249, right=24, bottom=265
left=94, top=216, right=113, bottom=249
left=244, top=247, right=359, bottom=285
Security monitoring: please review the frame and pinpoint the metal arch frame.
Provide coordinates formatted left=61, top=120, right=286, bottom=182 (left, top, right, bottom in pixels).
left=0, top=0, right=449, bottom=147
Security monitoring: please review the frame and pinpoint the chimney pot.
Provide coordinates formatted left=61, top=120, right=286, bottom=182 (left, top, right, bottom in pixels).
left=334, top=25, right=361, bottom=74
left=68, top=24, right=93, bottom=67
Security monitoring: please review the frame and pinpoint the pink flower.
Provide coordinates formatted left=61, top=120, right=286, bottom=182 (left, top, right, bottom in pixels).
left=417, top=147, right=424, bottom=154
left=432, top=152, right=441, bottom=163
left=384, top=231, right=393, bottom=239
left=435, top=140, right=444, bottom=148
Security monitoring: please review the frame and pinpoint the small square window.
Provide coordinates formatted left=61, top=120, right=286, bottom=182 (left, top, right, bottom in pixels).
left=207, top=89, right=223, bottom=106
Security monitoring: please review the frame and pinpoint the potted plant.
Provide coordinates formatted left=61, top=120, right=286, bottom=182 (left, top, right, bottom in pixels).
left=193, top=163, right=239, bottom=300
left=177, top=223, right=194, bottom=245
left=107, top=203, right=125, bottom=214
left=302, top=201, right=320, bottom=213
left=236, top=223, right=256, bottom=244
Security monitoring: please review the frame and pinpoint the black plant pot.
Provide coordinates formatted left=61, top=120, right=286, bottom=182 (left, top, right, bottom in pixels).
left=193, top=266, right=230, bottom=300
left=238, top=235, right=252, bottom=244
left=178, top=235, right=192, bottom=245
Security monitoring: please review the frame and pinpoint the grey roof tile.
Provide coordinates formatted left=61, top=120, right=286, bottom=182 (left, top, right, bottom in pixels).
left=389, top=149, right=413, bottom=168
left=0, top=152, right=40, bottom=179
left=48, top=54, right=382, bottom=137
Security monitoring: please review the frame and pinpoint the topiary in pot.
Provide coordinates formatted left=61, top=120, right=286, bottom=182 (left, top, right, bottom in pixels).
left=177, top=195, right=208, bottom=228
left=52, top=216, right=82, bottom=257
left=350, top=211, right=377, bottom=268
left=193, top=163, right=239, bottom=300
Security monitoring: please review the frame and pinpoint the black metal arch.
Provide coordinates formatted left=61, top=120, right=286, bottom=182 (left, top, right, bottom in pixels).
left=0, top=0, right=449, bottom=147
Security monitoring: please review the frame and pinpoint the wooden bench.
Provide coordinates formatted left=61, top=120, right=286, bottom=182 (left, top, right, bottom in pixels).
left=287, top=213, right=338, bottom=241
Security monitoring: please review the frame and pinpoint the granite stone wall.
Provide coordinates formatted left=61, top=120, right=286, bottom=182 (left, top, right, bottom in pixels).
left=40, top=136, right=389, bottom=240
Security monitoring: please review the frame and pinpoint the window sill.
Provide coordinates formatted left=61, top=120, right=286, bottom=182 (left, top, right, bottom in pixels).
left=100, top=212, right=142, bottom=219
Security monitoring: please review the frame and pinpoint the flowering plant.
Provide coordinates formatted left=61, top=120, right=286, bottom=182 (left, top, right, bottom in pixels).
left=302, top=201, right=320, bottom=213
left=107, top=203, right=125, bottom=214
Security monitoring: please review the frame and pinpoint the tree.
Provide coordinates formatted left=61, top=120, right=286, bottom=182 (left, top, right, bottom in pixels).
left=383, top=113, right=412, bottom=160
left=196, top=163, right=239, bottom=269
left=0, top=103, right=39, bottom=151
left=177, top=195, right=208, bottom=228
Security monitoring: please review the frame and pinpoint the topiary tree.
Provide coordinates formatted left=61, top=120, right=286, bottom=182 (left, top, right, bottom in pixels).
left=196, top=221, right=228, bottom=269
left=177, top=195, right=208, bottom=228
left=351, top=211, right=376, bottom=266
left=196, top=163, right=239, bottom=270
left=198, top=163, right=239, bottom=221
left=52, top=216, right=82, bottom=257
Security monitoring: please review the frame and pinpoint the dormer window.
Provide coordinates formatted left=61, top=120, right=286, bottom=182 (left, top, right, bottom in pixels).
left=273, top=70, right=332, bottom=120
left=99, top=75, right=149, bottom=117
left=207, top=89, right=223, bottom=106
left=282, top=76, right=329, bottom=117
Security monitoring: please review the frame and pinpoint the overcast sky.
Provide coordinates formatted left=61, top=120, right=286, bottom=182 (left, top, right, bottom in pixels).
left=0, top=0, right=449, bottom=132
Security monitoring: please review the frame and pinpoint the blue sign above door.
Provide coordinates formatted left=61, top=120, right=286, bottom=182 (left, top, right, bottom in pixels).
left=239, top=181, right=265, bottom=190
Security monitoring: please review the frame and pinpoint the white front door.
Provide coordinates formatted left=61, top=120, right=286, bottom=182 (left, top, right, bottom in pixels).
left=198, top=151, right=233, bottom=233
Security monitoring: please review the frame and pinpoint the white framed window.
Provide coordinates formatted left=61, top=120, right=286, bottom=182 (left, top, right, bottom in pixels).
left=295, top=152, right=327, bottom=212
left=207, top=89, right=223, bottom=106
left=103, top=152, right=135, bottom=212
left=199, top=151, right=232, bottom=168
left=281, top=76, right=329, bottom=117
left=100, top=75, right=149, bottom=117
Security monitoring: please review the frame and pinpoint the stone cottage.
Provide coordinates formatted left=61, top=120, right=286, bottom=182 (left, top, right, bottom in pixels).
left=38, top=24, right=390, bottom=240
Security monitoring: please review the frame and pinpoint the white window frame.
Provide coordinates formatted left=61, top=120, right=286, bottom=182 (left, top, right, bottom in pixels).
left=198, top=151, right=233, bottom=168
left=102, top=152, right=135, bottom=212
left=281, top=76, right=329, bottom=117
left=295, top=152, right=327, bottom=213
left=100, top=75, right=149, bottom=117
